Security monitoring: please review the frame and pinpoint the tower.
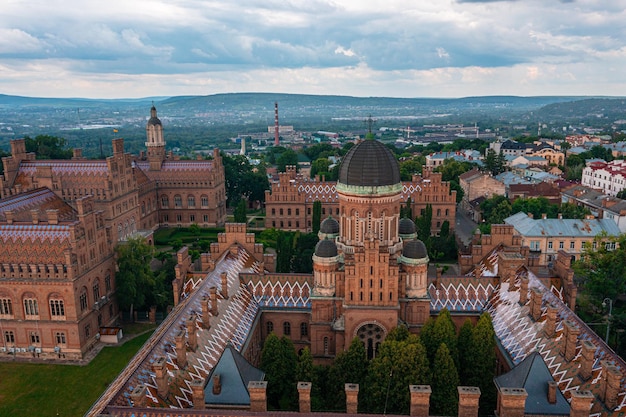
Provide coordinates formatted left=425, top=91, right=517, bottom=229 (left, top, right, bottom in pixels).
left=146, top=105, right=166, bottom=171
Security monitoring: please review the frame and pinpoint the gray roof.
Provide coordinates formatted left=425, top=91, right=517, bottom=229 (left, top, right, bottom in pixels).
left=338, top=139, right=401, bottom=187
left=320, top=216, right=340, bottom=234
left=504, top=211, right=621, bottom=237
left=403, top=239, right=428, bottom=259
left=494, top=352, right=570, bottom=416
left=315, top=239, right=338, bottom=257
left=398, top=217, right=416, bottom=235
left=204, top=343, right=265, bottom=406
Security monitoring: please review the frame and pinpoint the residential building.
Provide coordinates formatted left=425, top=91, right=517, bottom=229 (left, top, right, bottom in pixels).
left=561, top=184, right=626, bottom=233
left=582, top=159, right=626, bottom=196
left=459, top=168, right=506, bottom=220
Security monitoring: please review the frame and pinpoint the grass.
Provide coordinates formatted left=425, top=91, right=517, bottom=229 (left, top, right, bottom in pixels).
left=0, top=331, right=152, bottom=417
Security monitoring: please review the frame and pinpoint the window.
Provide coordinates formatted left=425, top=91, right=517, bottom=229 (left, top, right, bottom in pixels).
left=161, top=196, right=169, bottom=208
left=174, top=195, right=182, bottom=208
left=50, top=299, right=65, bottom=318
left=80, top=291, right=88, bottom=312
left=0, top=298, right=12, bottom=315
left=280, top=208, right=283, bottom=216
left=271, top=208, right=275, bottom=215
left=201, top=196, right=209, bottom=208
left=323, top=337, right=329, bottom=355
left=570, top=241, right=575, bottom=249
left=93, top=282, right=100, bottom=301
left=85, top=324, right=91, bottom=338
left=296, top=208, right=300, bottom=216
left=288, top=208, right=291, bottom=216
left=176, top=214, right=182, bottom=223
left=548, top=241, right=553, bottom=250
left=4, top=331, right=15, bottom=344
left=606, top=242, right=616, bottom=251
left=105, top=274, right=111, bottom=292
left=188, top=196, right=195, bottom=208
left=530, top=241, right=540, bottom=251
left=559, top=241, right=564, bottom=249
left=24, top=298, right=38, bottom=316
left=266, top=321, right=274, bottom=334
left=204, top=215, right=209, bottom=222
left=30, top=331, right=40, bottom=345
left=300, top=322, right=308, bottom=338
left=55, top=332, right=67, bottom=345
left=283, top=321, right=291, bottom=336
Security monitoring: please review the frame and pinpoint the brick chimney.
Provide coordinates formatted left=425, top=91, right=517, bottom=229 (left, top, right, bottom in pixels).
left=579, top=340, right=596, bottom=381
left=46, top=209, right=59, bottom=225
left=409, top=385, right=432, bottom=417
left=221, top=271, right=229, bottom=299
left=72, top=148, right=83, bottom=159
left=497, top=387, right=527, bottom=417
left=458, top=386, right=481, bottom=417
left=186, top=315, right=197, bottom=352
left=569, top=390, right=594, bottom=417
left=213, top=374, right=222, bottom=395
left=248, top=381, right=268, bottom=412
left=345, top=383, right=359, bottom=414
left=201, top=296, right=211, bottom=330
left=152, top=356, right=169, bottom=398
left=210, top=287, right=219, bottom=316
left=4, top=210, right=14, bottom=224
left=190, top=379, right=205, bottom=410
left=519, top=276, right=529, bottom=306
left=547, top=381, right=557, bottom=404
left=561, top=320, right=580, bottom=362
left=530, top=287, right=543, bottom=321
left=544, top=304, right=558, bottom=337
left=601, top=361, right=622, bottom=410
left=298, top=382, right=312, bottom=413
left=130, top=384, right=147, bottom=408
left=175, top=329, right=187, bottom=369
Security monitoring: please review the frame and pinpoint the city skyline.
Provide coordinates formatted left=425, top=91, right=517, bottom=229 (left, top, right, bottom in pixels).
left=1, top=1, right=626, bottom=99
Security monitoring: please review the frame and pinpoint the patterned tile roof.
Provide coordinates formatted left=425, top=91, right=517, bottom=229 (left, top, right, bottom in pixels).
left=0, top=224, right=71, bottom=244
left=18, top=160, right=109, bottom=176
left=135, top=160, right=214, bottom=173
left=243, top=273, right=312, bottom=309
left=293, top=181, right=423, bottom=203
left=0, top=188, right=76, bottom=224
left=87, top=248, right=262, bottom=417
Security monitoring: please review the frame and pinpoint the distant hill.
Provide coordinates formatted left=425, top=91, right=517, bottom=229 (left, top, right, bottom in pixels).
left=535, top=98, right=626, bottom=121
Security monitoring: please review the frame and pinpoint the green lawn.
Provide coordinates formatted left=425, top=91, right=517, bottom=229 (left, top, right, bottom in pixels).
left=0, top=331, right=152, bottom=417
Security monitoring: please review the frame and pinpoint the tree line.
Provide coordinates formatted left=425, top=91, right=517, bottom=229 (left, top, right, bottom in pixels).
left=260, top=310, right=497, bottom=416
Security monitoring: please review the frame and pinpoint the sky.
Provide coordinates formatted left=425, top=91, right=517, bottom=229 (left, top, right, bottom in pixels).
left=1, top=0, right=626, bottom=99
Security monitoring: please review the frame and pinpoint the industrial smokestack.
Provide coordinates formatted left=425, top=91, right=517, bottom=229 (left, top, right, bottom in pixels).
left=274, top=102, right=280, bottom=146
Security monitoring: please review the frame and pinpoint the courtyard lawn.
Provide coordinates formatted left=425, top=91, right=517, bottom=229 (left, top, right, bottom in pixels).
left=0, top=331, right=152, bottom=417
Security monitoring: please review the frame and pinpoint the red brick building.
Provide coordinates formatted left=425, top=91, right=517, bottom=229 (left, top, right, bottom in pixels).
left=0, top=106, right=226, bottom=359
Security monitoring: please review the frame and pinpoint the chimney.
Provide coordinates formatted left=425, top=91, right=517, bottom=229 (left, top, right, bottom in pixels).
left=46, top=209, right=59, bottom=225
left=248, top=381, right=268, bottom=412
left=561, top=320, right=580, bottom=362
left=528, top=213, right=533, bottom=219
left=72, top=148, right=83, bottom=159
left=497, top=387, right=527, bottom=417
left=191, top=379, right=205, bottom=410
left=130, top=384, right=147, bottom=408
left=579, top=340, right=596, bottom=381
left=544, top=304, right=558, bottom=337
left=409, top=385, right=432, bottom=417
left=519, top=277, right=529, bottom=306
left=210, top=287, right=219, bottom=316
left=4, top=210, right=14, bottom=224
left=186, top=315, right=197, bottom=352
left=601, top=361, right=622, bottom=410
left=30, top=209, right=39, bottom=224
left=542, top=213, right=547, bottom=219
left=345, top=383, right=359, bottom=414
left=530, top=287, right=543, bottom=321
left=547, top=381, right=557, bottom=404
left=201, top=296, right=211, bottom=330
left=152, top=356, right=169, bottom=398
left=558, top=213, right=563, bottom=219
left=569, top=390, right=594, bottom=417
left=298, top=382, right=312, bottom=413
left=175, top=329, right=187, bottom=369
left=458, top=386, right=481, bottom=417
left=213, top=374, right=222, bottom=395
left=221, top=272, right=229, bottom=299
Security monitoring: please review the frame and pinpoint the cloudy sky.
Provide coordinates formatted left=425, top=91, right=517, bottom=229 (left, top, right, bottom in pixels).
left=1, top=0, right=625, bottom=99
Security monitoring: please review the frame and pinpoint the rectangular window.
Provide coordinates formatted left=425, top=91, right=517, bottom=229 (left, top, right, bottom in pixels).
left=548, top=241, right=553, bottom=249
left=570, top=241, right=575, bottom=249
left=30, top=331, right=40, bottom=345
left=56, top=332, right=67, bottom=345
left=190, top=214, right=195, bottom=223
left=4, top=331, right=15, bottom=344
left=50, top=300, right=65, bottom=317
left=559, top=241, right=564, bottom=249
left=530, top=241, right=540, bottom=251
left=176, top=214, right=182, bottom=223
left=24, top=299, right=38, bottom=316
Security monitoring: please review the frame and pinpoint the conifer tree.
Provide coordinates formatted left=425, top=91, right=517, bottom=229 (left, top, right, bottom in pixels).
left=312, top=200, right=322, bottom=234
left=431, top=343, right=460, bottom=416
left=260, top=334, right=298, bottom=410
left=328, top=337, right=368, bottom=411
left=296, top=347, right=314, bottom=382
left=433, top=308, right=458, bottom=367
left=457, top=318, right=474, bottom=385
left=468, top=312, right=497, bottom=415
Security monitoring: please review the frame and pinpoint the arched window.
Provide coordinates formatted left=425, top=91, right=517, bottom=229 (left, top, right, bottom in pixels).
left=24, top=297, right=39, bottom=317
left=188, top=195, right=195, bottom=208
left=105, top=273, right=112, bottom=293
left=283, top=321, right=291, bottom=336
left=201, top=195, right=209, bottom=208
left=266, top=321, right=274, bottom=335
left=50, top=298, right=65, bottom=318
left=93, top=281, right=100, bottom=301
left=79, top=289, right=88, bottom=312
left=300, top=322, right=308, bottom=338
left=174, top=195, right=182, bottom=208
left=0, top=297, right=13, bottom=316
left=161, top=196, right=169, bottom=208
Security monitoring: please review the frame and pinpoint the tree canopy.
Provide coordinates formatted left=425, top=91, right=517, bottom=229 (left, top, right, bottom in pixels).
left=115, top=237, right=156, bottom=319
left=24, top=135, right=73, bottom=159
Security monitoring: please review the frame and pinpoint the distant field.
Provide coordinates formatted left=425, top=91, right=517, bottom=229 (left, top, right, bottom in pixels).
left=0, top=331, right=152, bottom=417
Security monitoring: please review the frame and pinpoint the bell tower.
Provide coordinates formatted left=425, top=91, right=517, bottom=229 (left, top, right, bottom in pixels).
left=146, top=105, right=166, bottom=171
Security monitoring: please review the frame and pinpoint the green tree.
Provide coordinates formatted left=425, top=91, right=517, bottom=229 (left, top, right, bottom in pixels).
left=276, top=149, right=299, bottom=172
left=362, top=335, right=430, bottom=414
left=400, top=157, right=424, bottom=180
left=467, top=312, right=497, bottom=415
left=416, top=204, right=432, bottom=241
left=430, top=343, right=460, bottom=416
left=457, top=319, right=474, bottom=385
left=328, top=337, right=369, bottom=410
left=310, top=157, right=331, bottom=179
left=432, top=308, right=458, bottom=366
left=234, top=199, right=247, bottom=223
left=617, top=189, right=626, bottom=199
left=312, top=200, right=322, bottom=234
left=296, top=347, right=314, bottom=383
left=115, top=237, right=155, bottom=320
left=222, top=153, right=270, bottom=206
left=400, top=197, right=413, bottom=219
left=24, top=135, right=73, bottom=159
left=275, top=231, right=295, bottom=273
left=261, top=334, right=298, bottom=410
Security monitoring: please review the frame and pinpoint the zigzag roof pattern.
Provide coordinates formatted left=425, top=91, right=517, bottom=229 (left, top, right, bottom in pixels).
left=487, top=267, right=626, bottom=416
left=0, top=187, right=76, bottom=222
left=244, top=273, right=312, bottom=309
left=87, top=247, right=263, bottom=417
left=288, top=180, right=423, bottom=204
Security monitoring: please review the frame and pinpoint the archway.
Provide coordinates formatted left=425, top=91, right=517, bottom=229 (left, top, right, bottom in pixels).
left=356, top=322, right=386, bottom=360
